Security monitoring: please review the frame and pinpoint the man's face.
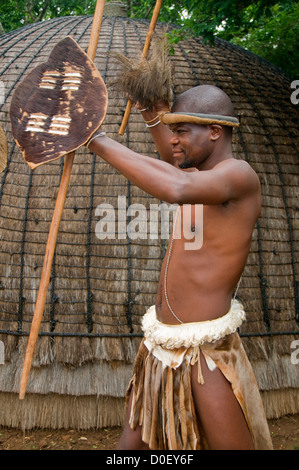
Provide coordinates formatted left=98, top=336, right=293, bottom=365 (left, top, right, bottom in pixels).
left=168, top=122, right=213, bottom=170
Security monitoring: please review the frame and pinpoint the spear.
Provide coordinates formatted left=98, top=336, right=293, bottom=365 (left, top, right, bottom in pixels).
left=19, top=0, right=107, bottom=400
left=0, top=126, right=8, bottom=174
left=118, top=0, right=163, bottom=135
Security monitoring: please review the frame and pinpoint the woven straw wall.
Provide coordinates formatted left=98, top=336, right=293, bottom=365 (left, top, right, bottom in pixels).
left=0, top=14, right=298, bottom=429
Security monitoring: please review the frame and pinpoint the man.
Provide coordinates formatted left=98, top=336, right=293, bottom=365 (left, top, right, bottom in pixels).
left=87, top=85, right=273, bottom=450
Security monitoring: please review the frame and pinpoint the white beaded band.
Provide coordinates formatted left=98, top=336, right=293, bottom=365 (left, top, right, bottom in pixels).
left=86, top=131, right=106, bottom=148
left=145, top=120, right=161, bottom=128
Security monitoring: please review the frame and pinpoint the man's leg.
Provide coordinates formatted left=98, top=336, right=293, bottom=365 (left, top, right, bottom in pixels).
left=191, top=353, right=254, bottom=450
left=117, top=390, right=150, bottom=450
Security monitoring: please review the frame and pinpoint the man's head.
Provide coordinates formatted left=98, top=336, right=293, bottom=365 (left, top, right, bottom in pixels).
left=171, top=85, right=236, bottom=119
left=162, top=85, right=238, bottom=170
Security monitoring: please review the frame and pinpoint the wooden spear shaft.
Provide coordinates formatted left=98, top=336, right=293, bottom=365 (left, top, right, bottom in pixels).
left=87, top=0, right=106, bottom=59
left=19, top=0, right=106, bottom=400
left=118, top=0, right=163, bottom=136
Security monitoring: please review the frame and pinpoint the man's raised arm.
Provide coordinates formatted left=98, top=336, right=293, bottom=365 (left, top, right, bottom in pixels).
left=135, top=100, right=175, bottom=166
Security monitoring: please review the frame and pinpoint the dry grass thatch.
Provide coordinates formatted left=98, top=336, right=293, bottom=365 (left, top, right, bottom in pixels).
left=0, top=14, right=298, bottom=428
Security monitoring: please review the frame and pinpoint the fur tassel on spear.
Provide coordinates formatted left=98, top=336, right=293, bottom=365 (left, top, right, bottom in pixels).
left=110, top=34, right=174, bottom=111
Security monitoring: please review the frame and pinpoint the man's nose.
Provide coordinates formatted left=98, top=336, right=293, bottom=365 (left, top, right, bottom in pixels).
left=169, top=133, right=179, bottom=145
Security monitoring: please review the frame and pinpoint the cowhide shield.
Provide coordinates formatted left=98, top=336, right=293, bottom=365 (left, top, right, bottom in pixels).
left=10, top=36, right=108, bottom=169
left=0, top=126, right=8, bottom=174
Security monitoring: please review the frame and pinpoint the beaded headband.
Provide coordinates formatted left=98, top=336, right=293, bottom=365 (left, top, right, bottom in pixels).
left=160, top=111, right=240, bottom=127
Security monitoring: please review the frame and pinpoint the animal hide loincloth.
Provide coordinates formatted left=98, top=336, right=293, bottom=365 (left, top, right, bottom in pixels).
left=126, top=301, right=273, bottom=450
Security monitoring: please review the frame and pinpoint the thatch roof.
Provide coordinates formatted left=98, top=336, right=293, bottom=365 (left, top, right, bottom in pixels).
left=0, top=13, right=298, bottom=429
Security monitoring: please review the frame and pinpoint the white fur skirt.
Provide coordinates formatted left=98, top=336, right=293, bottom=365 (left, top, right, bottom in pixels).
left=126, top=301, right=273, bottom=451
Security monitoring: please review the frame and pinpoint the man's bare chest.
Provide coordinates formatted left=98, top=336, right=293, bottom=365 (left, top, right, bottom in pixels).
left=173, top=204, right=230, bottom=251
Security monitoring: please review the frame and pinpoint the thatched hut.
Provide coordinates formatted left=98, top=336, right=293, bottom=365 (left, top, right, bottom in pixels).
left=0, top=6, right=298, bottom=430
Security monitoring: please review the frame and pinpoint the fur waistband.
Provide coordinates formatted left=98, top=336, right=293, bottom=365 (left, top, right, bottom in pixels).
left=142, top=299, right=246, bottom=349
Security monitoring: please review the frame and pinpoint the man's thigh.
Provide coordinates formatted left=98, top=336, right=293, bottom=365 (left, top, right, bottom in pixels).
left=116, top=390, right=150, bottom=450
left=191, top=353, right=254, bottom=450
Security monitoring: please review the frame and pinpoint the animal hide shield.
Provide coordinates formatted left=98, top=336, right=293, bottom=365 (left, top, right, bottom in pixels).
left=0, top=126, right=8, bottom=174
left=10, top=36, right=108, bottom=169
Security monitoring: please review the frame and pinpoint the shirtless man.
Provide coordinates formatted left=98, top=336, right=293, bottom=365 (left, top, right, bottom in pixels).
left=87, top=85, right=271, bottom=450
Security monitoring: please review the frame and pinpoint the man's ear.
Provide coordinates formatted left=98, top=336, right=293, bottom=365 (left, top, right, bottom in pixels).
left=209, top=124, right=223, bottom=141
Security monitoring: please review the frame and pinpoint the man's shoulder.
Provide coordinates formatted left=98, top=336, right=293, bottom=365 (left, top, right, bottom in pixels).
left=215, top=158, right=261, bottom=201
left=217, top=158, right=259, bottom=183
left=216, top=157, right=253, bottom=172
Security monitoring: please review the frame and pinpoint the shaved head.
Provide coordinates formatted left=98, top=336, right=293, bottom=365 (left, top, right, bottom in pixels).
left=172, top=85, right=236, bottom=118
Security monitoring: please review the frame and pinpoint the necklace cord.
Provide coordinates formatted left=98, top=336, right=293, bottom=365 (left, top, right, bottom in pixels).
left=164, top=208, right=184, bottom=324
left=164, top=207, right=242, bottom=324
